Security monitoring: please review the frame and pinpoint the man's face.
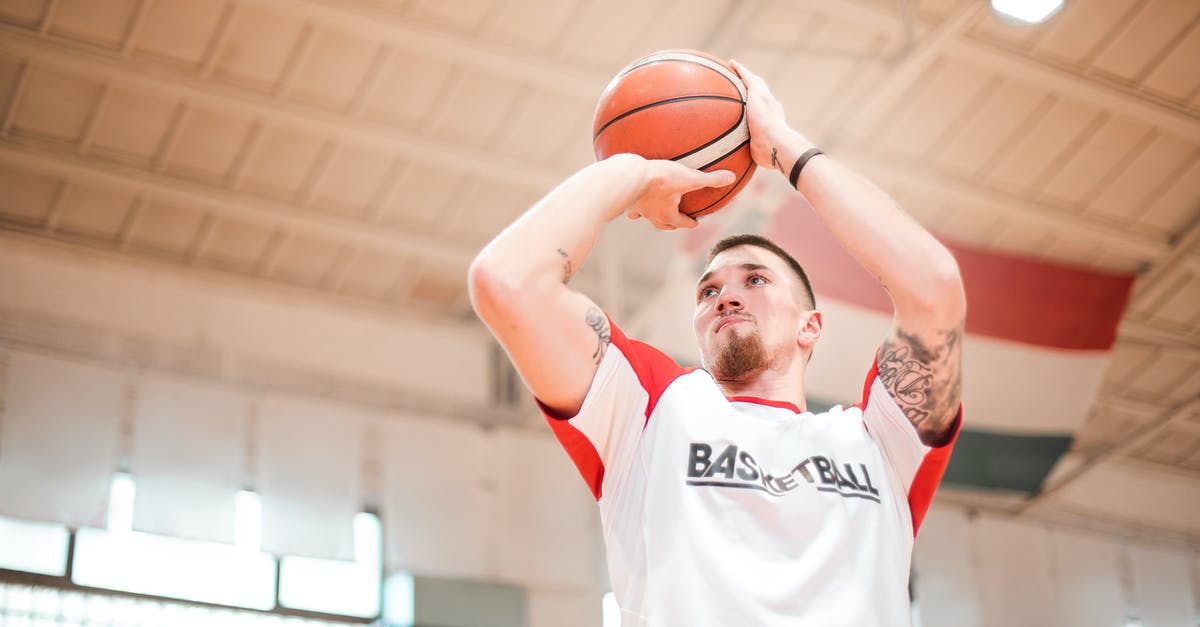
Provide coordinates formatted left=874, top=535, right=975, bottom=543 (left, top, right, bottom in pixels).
left=692, top=245, right=806, bottom=380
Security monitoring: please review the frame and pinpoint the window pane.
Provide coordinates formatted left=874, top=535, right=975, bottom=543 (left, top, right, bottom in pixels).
left=72, top=528, right=276, bottom=610
left=0, top=515, right=69, bottom=575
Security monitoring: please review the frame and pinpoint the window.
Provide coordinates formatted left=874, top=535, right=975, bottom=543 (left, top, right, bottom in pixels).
left=0, top=515, right=69, bottom=576
left=277, top=512, right=382, bottom=618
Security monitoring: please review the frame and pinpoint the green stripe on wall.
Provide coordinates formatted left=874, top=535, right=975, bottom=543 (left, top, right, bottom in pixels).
left=943, top=429, right=1074, bottom=496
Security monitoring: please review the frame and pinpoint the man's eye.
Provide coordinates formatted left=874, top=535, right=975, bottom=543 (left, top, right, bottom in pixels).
left=700, top=287, right=718, bottom=299
left=748, top=275, right=767, bottom=286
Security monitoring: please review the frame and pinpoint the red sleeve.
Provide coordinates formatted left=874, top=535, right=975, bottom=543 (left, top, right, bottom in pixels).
left=907, top=410, right=961, bottom=535
left=538, top=313, right=693, bottom=499
left=859, top=357, right=963, bottom=536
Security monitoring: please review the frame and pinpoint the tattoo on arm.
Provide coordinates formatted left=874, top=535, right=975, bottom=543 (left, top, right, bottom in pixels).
left=770, top=147, right=781, bottom=173
left=877, top=324, right=963, bottom=445
left=557, top=248, right=572, bottom=284
left=585, top=307, right=611, bottom=365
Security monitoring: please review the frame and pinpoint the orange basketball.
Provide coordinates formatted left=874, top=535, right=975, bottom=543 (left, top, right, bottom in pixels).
left=593, top=50, right=756, bottom=218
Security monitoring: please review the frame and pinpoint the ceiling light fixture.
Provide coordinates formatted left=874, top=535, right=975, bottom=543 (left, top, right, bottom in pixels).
left=991, top=0, right=1064, bottom=24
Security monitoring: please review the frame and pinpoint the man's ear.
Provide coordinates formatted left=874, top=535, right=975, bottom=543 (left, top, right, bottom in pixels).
left=797, top=310, right=822, bottom=349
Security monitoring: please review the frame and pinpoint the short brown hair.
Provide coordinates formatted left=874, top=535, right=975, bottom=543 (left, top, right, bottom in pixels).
left=706, top=234, right=816, bottom=310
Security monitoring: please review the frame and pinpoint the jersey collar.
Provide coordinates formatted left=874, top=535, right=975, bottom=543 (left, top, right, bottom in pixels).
left=726, top=396, right=804, bottom=414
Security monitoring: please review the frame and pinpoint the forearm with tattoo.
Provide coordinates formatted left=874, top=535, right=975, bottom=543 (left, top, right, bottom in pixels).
left=877, top=324, right=963, bottom=446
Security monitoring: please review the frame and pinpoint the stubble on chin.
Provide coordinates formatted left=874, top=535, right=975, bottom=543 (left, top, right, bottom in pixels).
left=712, top=330, right=768, bottom=381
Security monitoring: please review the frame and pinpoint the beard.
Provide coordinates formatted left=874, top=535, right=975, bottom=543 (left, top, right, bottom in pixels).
left=712, top=328, right=769, bottom=381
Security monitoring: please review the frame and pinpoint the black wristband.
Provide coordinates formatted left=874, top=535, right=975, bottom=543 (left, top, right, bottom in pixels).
left=788, top=148, right=823, bottom=188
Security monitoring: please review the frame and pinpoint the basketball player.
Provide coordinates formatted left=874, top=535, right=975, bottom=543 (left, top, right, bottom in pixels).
left=469, top=60, right=964, bottom=626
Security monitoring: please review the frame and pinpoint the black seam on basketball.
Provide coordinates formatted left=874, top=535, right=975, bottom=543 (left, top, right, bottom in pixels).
left=670, top=103, right=745, bottom=163
left=593, top=95, right=744, bottom=141
left=610, top=57, right=743, bottom=102
left=697, top=136, right=749, bottom=171
left=683, top=140, right=754, bottom=218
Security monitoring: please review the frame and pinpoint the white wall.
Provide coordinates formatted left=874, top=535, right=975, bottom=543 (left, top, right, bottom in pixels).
left=915, top=505, right=1199, bottom=627
left=0, top=234, right=607, bottom=626
left=0, top=347, right=608, bottom=626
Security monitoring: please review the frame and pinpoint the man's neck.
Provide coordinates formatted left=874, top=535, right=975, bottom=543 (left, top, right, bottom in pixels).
left=714, top=359, right=808, bottom=412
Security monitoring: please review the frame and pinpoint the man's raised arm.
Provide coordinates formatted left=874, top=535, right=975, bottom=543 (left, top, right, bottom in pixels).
left=732, top=61, right=965, bottom=446
left=468, top=154, right=734, bottom=417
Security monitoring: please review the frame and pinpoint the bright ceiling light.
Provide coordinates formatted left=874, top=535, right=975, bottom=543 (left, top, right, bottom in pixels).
left=991, top=0, right=1064, bottom=24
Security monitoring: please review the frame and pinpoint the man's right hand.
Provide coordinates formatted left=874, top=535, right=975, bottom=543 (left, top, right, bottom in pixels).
left=621, top=157, right=735, bottom=231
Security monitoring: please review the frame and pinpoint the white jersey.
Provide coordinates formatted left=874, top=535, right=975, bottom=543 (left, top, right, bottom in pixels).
left=542, top=318, right=959, bottom=627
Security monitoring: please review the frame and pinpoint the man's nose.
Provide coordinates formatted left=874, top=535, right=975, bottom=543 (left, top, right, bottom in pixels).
left=716, top=288, right=742, bottom=312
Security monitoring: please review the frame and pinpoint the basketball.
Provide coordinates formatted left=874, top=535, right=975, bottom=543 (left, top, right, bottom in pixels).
left=592, top=50, right=757, bottom=218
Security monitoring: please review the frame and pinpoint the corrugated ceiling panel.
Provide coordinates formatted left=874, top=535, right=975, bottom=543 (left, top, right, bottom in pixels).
left=13, top=67, right=104, bottom=142
left=743, top=2, right=816, bottom=48
left=934, top=78, right=1049, bottom=177
left=361, top=48, right=453, bottom=126
left=987, top=218, right=1055, bottom=261
left=1086, top=132, right=1197, bottom=227
left=1105, top=342, right=1161, bottom=383
left=1029, top=0, right=1142, bottom=64
left=0, top=0, right=47, bottom=26
left=1038, top=114, right=1150, bottom=208
left=406, top=263, right=468, bottom=308
left=1145, top=270, right=1200, bottom=329
left=408, top=0, right=496, bottom=33
left=916, top=0, right=962, bottom=20
left=493, top=88, right=585, bottom=163
left=986, top=96, right=1103, bottom=194
left=288, top=26, right=378, bottom=109
left=428, top=67, right=523, bottom=146
left=89, top=86, right=177, bottom=166
left=127, top=199, right=206, bottom=255
left=772, top=10, right=896, bottom=130
left=199, top=216, right=275, bottom=272
left=239, top=125, right=326, bottom=201
left=375, top=160, right=464, bottom=232
left=212, top=4, right=307, bottom=90
left=338, top=247, right=411, bottom=300
left=135, top=0, right=226, bottom=65
left=267, top=231, right=343, bottom=286
left=164, top=106, right=255, bottom=184
left=485, top=0, right=580, bottom=51
left=1134, top=153, right=1200, bottom=234
left=875, top=58, right=994, bottom=157
left=1141, top=20, right=1200, bottom=103
left=1074, top=408, right=1145, bottom=452
left=0, top=52, right=24, bottom=120
left=634, top=0, right=729, bottom=54
left=1040, top=232, right=1105, bottom=268
left=556, top=0, right=660, bottom=68
left=1089, top=246, right=1152, bottom=274
left=1124, top=344, right=1195, bottom=398
left=55, top=183, right=135, bottom=240
left=0, top=164, right=58, bottom=224
left=48, top=0, right=139, bottom=48
left=1131, top=350, right=1199, bottom=400
left=1089, top=0, right=1200, bottom=84
left=310, top=142, right=396, bottom=217
left=442, top=179, right=535, bottom=246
